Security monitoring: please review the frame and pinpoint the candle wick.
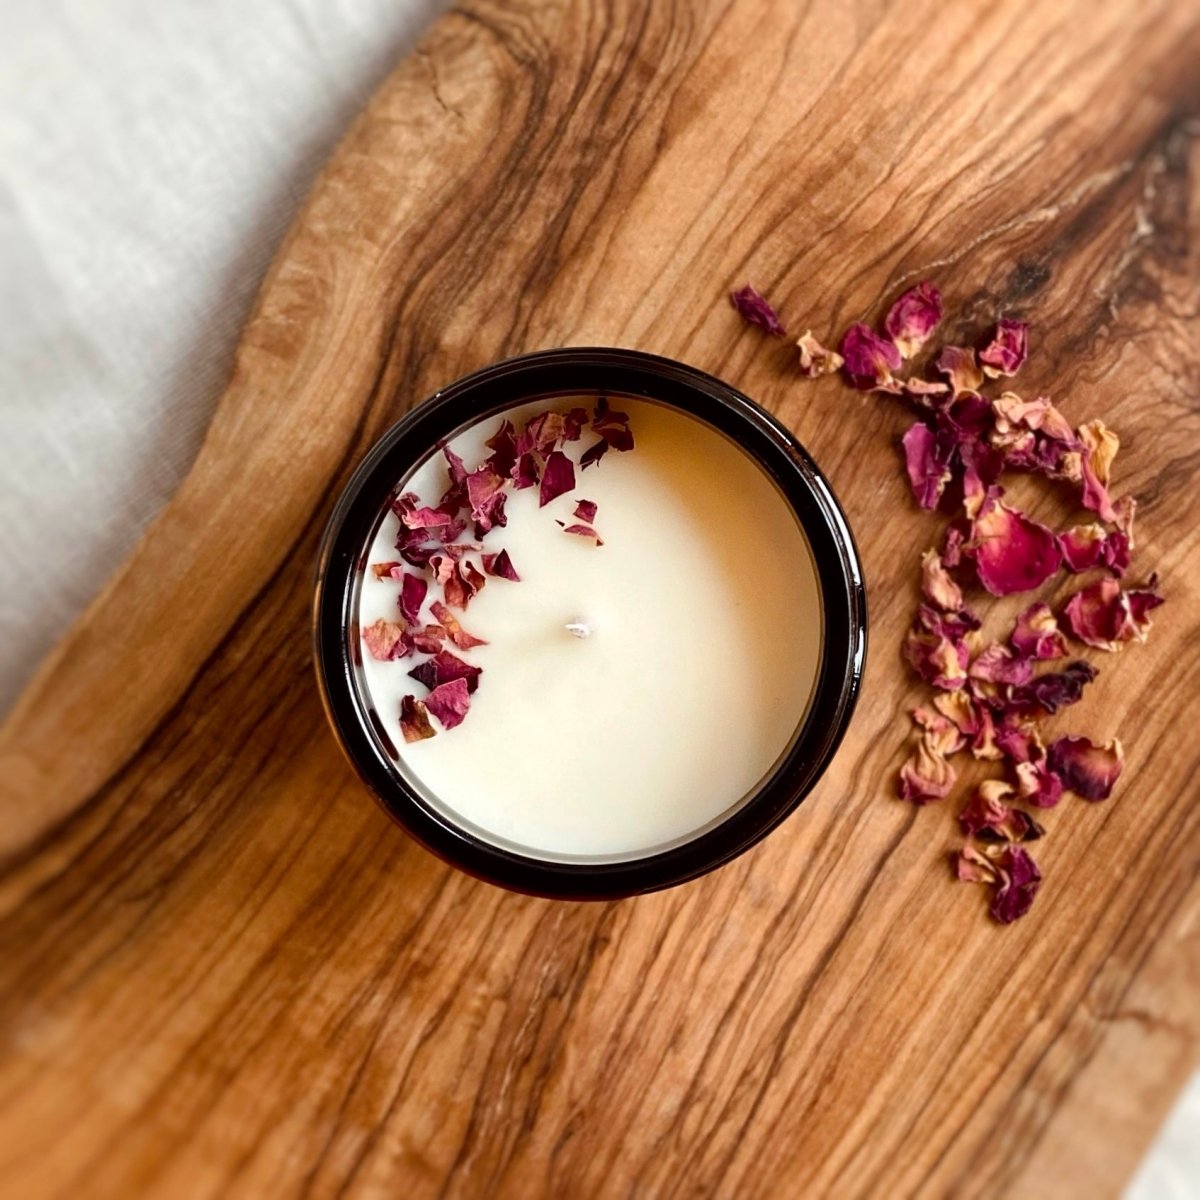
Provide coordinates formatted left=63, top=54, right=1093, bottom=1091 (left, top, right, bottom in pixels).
left=565, top=621, right=592, bottom=639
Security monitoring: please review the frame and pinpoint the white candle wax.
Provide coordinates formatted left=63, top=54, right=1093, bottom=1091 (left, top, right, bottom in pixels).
left=358, top=399, right=822, bottom=861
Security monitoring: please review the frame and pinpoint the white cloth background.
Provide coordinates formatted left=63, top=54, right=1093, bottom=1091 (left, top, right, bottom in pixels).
left=0, top=2, right=1194, bottom=1194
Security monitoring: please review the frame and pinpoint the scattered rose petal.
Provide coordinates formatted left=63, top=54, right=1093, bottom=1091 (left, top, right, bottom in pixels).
left=1078, top=419, right=1119, bottom=486
left=430, top=600, right=487, bottom=649
left=841, top=323, right=902, bottom=390
left=512, top=452, right=541, bottom=490
left=1006, top=661, right=1098, bottom=716
left=485, top=420, right=518, bottom=479
left=580, top=438, right=609, bottom=470
left=371, top=561, right=404, bottom=581
left=942, top=522, right=967, bottom=568
left=538, top=451, right=576, bottom=508
left=934, top=345, right=984, bottom=395
left=921, top=547, right=963, bottom=611
left=399, top=695, right=436, bottom=742
left=1010, top=602, right=1067, bottom=661
left=559, top=522, right=604, bottom=546
left=989, top=845, right=1041, bottom=923
left=911, top=705, right=968, bottom=757
left=412, top=626, right=445, bottom=655
left=519, top=411, right=566, bottom=458
left=979, top=319, right=1029, bottom=378
left=466, top=467, right=508, bottom=534
left=969, top=491, right=1061, bottom=595
left=563, top=407, right=589, bottom=441
left=408, top=650, right=482, bottom=695
left=991, top=392, right=1075, bottom=444
left=959, top=781, right=1044, bottom=842
left=399, top=572, right=428, bottom=625
left=903, top=377, right=952, bottom=404
left=730, top=283, right=786, bottom=337
left=363, top=619, right=412, bottom=661
left=424, top=678, right=471, bottom=730
left=969, top=643, right=1034, bottom=686
left=902, top=423, right=953, bottom=510
left=1014, top=759, right=1065, bottom=808
left=898, top=734, right=957, bottom=803
left=903, top=607, right=971, bottom=690
left=1058, top=523, right=1107, bottom=572
left=1062, top=577, right=1164, bottom=651
left=796, top=330, right=844, bottom=377
left=574, top=498, right=598, bottom=523
left=885, top=281, right=943, bottom=358
left=954, top=845, right=997, bottom=884
left=442, top=443, right=468, bottom=486
left=481, top=549, right=520, bottom=581
left=1047, top=735, right=1125, bottom=801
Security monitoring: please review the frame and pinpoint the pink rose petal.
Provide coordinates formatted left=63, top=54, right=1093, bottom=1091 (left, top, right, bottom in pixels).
left=730, top=283, right=786, bottom=337
left=424, top=677, right=472, bottom=730
left=1047, top=735, right=1124, bottom=801
left=979, top=319, right=1029, bottom=377
left=885, top=281, right=943, bottom=358
left=841, top=323, right=902, bottom=390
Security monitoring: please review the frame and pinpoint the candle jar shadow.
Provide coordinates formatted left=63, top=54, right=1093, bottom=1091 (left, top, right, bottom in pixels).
left=314, top=347, right=866, bottom=899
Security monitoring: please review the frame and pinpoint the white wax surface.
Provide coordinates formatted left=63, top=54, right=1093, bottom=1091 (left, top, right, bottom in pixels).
left=358, top=399, right=822, bottom=861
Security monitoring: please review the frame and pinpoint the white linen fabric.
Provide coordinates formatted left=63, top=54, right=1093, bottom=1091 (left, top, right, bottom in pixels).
left=0, top=2, right=1194, bottom=1193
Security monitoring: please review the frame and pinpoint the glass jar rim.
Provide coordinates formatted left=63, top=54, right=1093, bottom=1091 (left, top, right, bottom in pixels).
left=313, top=347, right=867, bottom=899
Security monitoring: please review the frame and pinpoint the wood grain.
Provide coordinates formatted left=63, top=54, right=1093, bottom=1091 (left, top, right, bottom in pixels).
left=2, top=1, right=1199, bottom=1196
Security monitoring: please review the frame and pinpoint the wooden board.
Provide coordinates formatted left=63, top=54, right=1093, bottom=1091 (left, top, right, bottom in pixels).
left=2, top=1, right=1199, bottom=1195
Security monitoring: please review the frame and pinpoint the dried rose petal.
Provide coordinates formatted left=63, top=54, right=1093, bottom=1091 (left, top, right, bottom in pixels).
left=563, top=407, right=589, bottom=442
left=885, top=281, right=943, bottom=358
left=371, top=561, right=404, bottom=581
left=1010, top=602, right=1067, bottom=661
left=841, top=323, right=902, bottom=390
left=1080, top=447, right=1119, bottom=523
left=559, top=522, right=604, bottom=546
left=399, top=694, right=436, bottom=742
left=991, top=393, right=1075, bottom=444
left=481, top=549, right=520, bottom=581
left=979, top=319, right=1029, bottom=378
left=538, top=451, right=576, bottom=508
left=579, top=439, right=609, bottom=470
left=898, top=734, right=957, bottom=803
left=796, top=331, right=844, bottom=377
left=989, top=845, right=1041, bottom=923
left=408, top=649, right=482, bottom=695
left=398, top=572, right=428, bottom=626
left=920, top=547, right=963, bottom=611
left=1006, top=660, right=1098, bottom=716
left=432, top=555, right=486, bottom=611
left=903, top=608, right=970, bottom=690
left=1058, top=523, right=1107, bottom=572
left=902, top=423, right=953, bottom=510
left=934, top=346, right=983, bottom=395
left=1062, top=577, right=1164, bottom=651
left=574, top=498, right=598, bottom=523
left=911, top=705, right=967, bottom=757
left=1078, top=419, right=1119, bottom=485
left=512, top=452, right=541, bottom=490
left=969, top=643, right=1034, bottom=686
left=424, top=678, right=471, bottom=730
left=954, top=845, right=997, bottom=884
left=1047, top=735, right=1124, bottom=801
left=466, top=467, right=508, bottom=535
left=932, top=691, right=999, bottom=760
left=442, top=443, right=469, bottom=487
left=730, top=284, right=786, bottom=337
left=942, top=523, right=967, bottom=568
left=969, top=492, right=1061, bottom=596
left=994, top=719, right=1042, bottom=764
left=363, top=619, right=412, bottom=661
left=1014, top=759, right=1065, bottom=808
left=412, top=627, right=445, bottom=655
left=430, top=600, right=487, bottom=650
left=519, top=411, right=566, bottom=458
left=903, top=377, right=952, bottom=405
left=485, top=420, right=518, bottom=479
left=959, top=780, right=1044, bottom=842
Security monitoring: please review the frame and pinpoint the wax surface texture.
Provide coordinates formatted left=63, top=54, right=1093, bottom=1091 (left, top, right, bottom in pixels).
left=359, top=399, right=822, bottom=861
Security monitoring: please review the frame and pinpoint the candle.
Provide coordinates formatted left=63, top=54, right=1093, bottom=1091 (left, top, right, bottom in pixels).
left=315, top=348, right=865, bottom=897
left=358, top=398, right=822, bottom=859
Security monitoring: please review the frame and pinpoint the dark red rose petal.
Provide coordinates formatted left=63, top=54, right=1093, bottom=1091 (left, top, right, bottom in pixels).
left=563, top=407, right=590, bottom=442
left=902, top=422, right=953, bottom=510
left=979, top=319, right=1029, bottom=378
left=958, top=781, right=1044, bottom=842
left=579, top=438, right=609, bottom=470
left=574, top=498, right=598, bottom=524
left=398, top=572, right=428, bottom=625
left=1014, top=758, right=1065, bottom=808
left=442, top=443, right=468, bottom=486
left=989, top=845, right=1041, bottom=923
left=885, top=281, right=943, bottom=359
left=430, top=600, right=487, bottom=649
left=511, top=452, right=541, bottom=490
left=408, top=649, right=482, bottom=695
left=484, top=419, right=518, bottom=479
left=363, top=619, right=413, bottom=661
left=481, top=549, right=520, bottom=581
left=538, top=450, right=576, bottom=507
left=1047, top=735, right=1125, bottom=801
left=841, top=323, right=902, bottom=390
left=424, top=678, right=471, bottom=730
left=466, top=467, right=508, bottom=534
left=399, top=694, right=436, bottom=742
left=1006, top=661, right=1098, bottom=716
left=730, top=283, right=786, bottom=337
